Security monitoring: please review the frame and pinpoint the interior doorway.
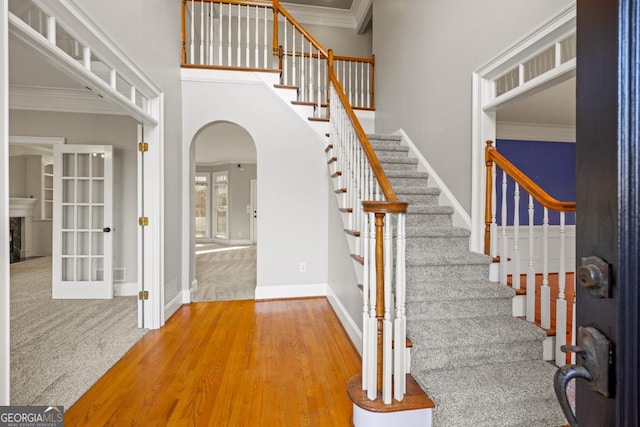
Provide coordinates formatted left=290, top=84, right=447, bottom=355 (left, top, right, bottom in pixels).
left=191, top=121, right=258, bottom=302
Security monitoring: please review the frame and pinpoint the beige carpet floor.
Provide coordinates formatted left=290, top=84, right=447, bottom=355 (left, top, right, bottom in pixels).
left=10, top=256, right=147, bottom=409
left=194, top=243, right=257, bottom=302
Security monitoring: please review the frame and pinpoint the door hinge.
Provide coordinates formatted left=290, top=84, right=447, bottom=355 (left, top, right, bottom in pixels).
left=138, top=216, right=149, bottom=226
left=138, top=142, right=149, bottom=152
left=138, top=290, right=149, bottom=301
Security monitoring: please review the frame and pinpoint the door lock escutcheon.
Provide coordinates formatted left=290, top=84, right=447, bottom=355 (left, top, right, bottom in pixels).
left=554, top=326, right=614, bottom=426
left=577, top=256, right=611, bottom=298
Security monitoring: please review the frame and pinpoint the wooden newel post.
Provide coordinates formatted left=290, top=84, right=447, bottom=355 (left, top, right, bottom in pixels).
left=484, top=140, right=494, bottom=256
left=272, top=0, right=280, bottom=55
left=181, top=0, right=187, bottom=64
left=327, top=49, right=334, bottom=119
left=374, top=212, right=385, bottom=390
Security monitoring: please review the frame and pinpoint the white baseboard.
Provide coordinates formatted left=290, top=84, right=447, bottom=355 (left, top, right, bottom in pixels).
left=327, top=286, right=363, bottom=356
left=165, top=290, right=188, bottom=320
left=254, top=283, right=327, bottom=300
left=114, top=282, right=137, bottom=297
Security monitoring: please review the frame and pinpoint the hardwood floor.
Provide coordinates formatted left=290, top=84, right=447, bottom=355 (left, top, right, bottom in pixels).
left=65, top=298, right=361, bottom=426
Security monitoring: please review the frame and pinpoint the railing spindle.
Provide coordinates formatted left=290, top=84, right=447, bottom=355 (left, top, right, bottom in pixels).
left=190, top=0, right=195, bottom=63
left=555, top=211, right=567, bottom=366
left=527, top=195, right=536, bottom=322
left=382, top=216, right=393, bottom=404
left=513, top=182, right=521, bottom=289
left=541, top=207, right=550, bottom=329
left=500, top=170, right=508, bottom=286
left=236, top=4, right=241, bottom=67
left=199, top=0, right=204, bottom=64
left=208, top=3, right=214, bottom=65
left=283, top=20, right=288, bottom=84
left=227, top=3, right=231, bottom=66
left=393, top=213, right=407, bottom=401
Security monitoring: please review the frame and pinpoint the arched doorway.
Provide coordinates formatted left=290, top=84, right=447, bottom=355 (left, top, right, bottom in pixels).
left=190, top=121, right=257, bottom=302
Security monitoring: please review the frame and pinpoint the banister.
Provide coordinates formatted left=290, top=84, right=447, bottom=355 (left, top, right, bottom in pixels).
left=485, top=141, right=576, bottom=212
left=329, top=71, right=402, bottom=205
left=334, top=54, right=375, bottom=63
left=188, top=0, right=274, bottom=7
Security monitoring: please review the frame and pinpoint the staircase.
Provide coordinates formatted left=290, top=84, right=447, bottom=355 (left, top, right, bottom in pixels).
left=367, top=134, right=567, bottom=426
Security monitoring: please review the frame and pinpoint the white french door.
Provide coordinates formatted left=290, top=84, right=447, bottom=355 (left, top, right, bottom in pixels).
left=52, top=144, right=113, bottom=299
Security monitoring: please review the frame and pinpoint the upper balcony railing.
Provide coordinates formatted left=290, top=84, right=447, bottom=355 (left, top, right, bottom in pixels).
left=180, top=0, right=374, bottom=111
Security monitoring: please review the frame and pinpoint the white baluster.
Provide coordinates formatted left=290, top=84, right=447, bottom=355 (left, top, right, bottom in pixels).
left=190, top=1, right=194, bottom=63
left=245, top=5, right=250, bottom=67
left=355, top=61, right=359, bottom=107
left=362, top=212, right=370, bottom=390
left=236, top=4, right=241, bottom=67
left=526, top=195, right=536, bottom=322
left=513, top=183, right=521, bottom=290
left=490, top=164, right=497, bottom=258
left=263, top=7, right=268, bottom=68
left=367, top=213, right=378, bottom=400
left=208, top=3, right=213, bottom=65
left=300, top=38, right=305, bottom=101
left=227, top=3, right=232, bottom=66
left=500, top=170, right=508, bottom=286
left=394, top=213, right=407, bottom=401
left=218, top=4, right=223, bottom=65
left=349, top=61, right=353, bottom=104
left=541, top=207, right=550, bottom=330
left=316, top=51, right=321, bottom=113
left=130, top=86, right=136, bottom=104
left=292, top=30, right=297, bottom=87
left=383, top=216, right=393, bottom=404
left=47, top=16, right=56, bottom=43
left=308, top=41, right=313, bottom=102
left=254, top=6, right=258, bottom=68
left=555, top=212, right=567, bottom=366
left=199, top=0, right=204, bottom=64
left=283, top=21, right=288, bottom=84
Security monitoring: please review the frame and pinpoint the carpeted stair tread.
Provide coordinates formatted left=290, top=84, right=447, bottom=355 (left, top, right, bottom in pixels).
left=385, top=170, right=430, bottom=179
left=406, top=250, right=491, bottom=266
left=394, top=186, right=440, bottom=196
left=406, top=279, right=515, bottom=301
left=405, top=226, right=470, bottom=238
left=408, top=316, right=546, bottom=349
left=371, top=143, right=410, bottom=153
left=366, top=134, right=402, bottom=142
left=379, top=156, right=419, bottom=165
left=413, top=360, right=567, bottom=427
left=406, top=205, right=454, bottom=215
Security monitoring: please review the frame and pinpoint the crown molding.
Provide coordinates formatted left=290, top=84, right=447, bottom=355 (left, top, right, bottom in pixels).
left=281, top=2, right=356, bottom=29
left=9, top=84, right=126, bottom=116
left=496, top=121, right=576, bottom=143
left=351, top=0, right=372, bottom=34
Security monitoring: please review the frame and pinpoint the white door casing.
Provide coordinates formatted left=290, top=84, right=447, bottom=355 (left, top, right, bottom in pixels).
left=52, top=144, right=113, bottom=299
left=250, top=179, right=257, bottom=244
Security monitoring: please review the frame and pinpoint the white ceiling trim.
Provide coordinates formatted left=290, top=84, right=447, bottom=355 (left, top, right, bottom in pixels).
left=9, top=84, right=126, bottom=116
left=496, top=121, right=576, bottom=143
left=281, top=2, right=356, bottom=29
left=351, top=0, right=372, bottom=34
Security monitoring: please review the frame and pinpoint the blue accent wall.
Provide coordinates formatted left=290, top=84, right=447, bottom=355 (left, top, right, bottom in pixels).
left=495, top=139, right=576, bottom=226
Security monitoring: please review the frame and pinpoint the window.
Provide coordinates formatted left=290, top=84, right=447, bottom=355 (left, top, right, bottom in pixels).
left=195, top=173, right=210, bottom=238
left=213, top=172, right=228, bottom=239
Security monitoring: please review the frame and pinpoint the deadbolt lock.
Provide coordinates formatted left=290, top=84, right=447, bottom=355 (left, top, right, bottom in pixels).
left=577, top=256, right=611, bottom=298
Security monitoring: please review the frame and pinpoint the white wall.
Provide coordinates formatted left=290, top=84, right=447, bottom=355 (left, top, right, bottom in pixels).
left=372, top=0, right=574, bottom=214
left=9, top=110, right=138, bottom=283
left=75, top=0, right=184, bottom=305
left=8, top=155, right=26, bottom=197
left=182, top=70, right=329, bottom=297
left=304, top=22, right=372, bottom=57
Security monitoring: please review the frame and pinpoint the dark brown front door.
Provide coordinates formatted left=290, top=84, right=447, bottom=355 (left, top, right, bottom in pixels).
left=574, top=0, right=639, bottom=425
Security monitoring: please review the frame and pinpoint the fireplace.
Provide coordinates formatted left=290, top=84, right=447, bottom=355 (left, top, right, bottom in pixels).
left=9, top=217, right=23, bottom=263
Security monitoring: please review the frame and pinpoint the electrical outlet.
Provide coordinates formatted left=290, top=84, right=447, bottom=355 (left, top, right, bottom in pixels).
left=299, top=262, right=306, bottom=273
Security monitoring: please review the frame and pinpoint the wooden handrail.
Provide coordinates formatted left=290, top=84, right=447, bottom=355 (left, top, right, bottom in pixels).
left=484, top=140, right=575, bottom=254
left=334, top=54, right=375, bottom=64
left=329, top=69, right=402, bottom=205
left=486, top=141, right=576, bottom=212
left=187, top=0, right=273, bottom=7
